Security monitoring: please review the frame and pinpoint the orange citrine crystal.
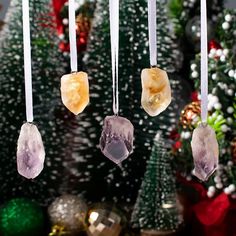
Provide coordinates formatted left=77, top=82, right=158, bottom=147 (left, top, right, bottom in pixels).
left=141, top=67, right=171, bottom=117
left=60, top=72, right=89, bottom=115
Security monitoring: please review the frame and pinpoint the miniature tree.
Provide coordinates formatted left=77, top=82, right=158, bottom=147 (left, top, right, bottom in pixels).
left=131, top=133, right=182, bottom=232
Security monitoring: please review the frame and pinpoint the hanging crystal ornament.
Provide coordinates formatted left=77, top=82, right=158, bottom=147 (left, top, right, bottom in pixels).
left=60, top=0, right=89, bottom=115
left=99, top=0, right=134, bottom=164
left=17, top=123, right=45, bottom=179
left=100, top=116, right=134, bottom=165
left=16, top=0, right=45, bottom=179
left=191, top=0, right=219, bottom=182
left=141, top=0, right=171, bottom=117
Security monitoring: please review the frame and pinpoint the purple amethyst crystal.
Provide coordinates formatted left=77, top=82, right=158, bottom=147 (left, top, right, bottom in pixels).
left=17, top=122, right=45, bottom=179
left=100, top=115, right=134, bottom=164
left=191, top=124, right=219, bottom=181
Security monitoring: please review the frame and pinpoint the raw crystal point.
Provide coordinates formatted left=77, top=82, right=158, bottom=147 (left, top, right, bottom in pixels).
left=60, top=72, right=89, bottom=115
left=191, top=124, right=219, bottom=181
left=100, top=115, right=134, bottom=164
left=17, top=122, right=45, bottom=179
left=141, top=67, right=171, bottom=116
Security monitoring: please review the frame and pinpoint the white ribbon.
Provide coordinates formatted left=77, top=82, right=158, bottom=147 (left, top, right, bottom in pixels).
left=200, top=0, right=208, bottom=123
left=109, top=0, right=119, bottom=115
left=148, top=0, right=157, bottom=67
left=69, top=0, right=78, bottom=72
left=22, top=0, right=33, bottom=122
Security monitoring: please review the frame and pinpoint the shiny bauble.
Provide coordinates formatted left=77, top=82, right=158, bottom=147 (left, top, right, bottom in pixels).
left=48, top=194, right=88, bottom=234
left=0, top=198, right=44, bottom=236
left=86, top=204, right=126, bottom=236
left=180, top=101, right=201, bottom=129
left=185, top=16, right=214, bottom=51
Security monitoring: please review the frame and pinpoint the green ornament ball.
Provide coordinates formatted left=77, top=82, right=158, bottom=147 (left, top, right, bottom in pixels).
left=0, top=198, right=44, bottom=236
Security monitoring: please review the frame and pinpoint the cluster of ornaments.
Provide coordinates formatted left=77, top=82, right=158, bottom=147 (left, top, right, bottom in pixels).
left=48, top=195, right=124, bottom=236
left=59, top=0, right=173, bottom=167
left=208, top=47, right=229, bottom=62
left=191, top=47, right=234, bottom=130
left=209, top=39, right=225, bottom=53
left=16, top=0, right=222, bottom=188
left=0, top=195, right=124, bottom=236
left=207, top=162, right=236, bottom=198
left=222, top=13, right=233, bottom=30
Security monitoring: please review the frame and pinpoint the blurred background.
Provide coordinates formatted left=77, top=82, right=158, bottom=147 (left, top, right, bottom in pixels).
left=226, top=0, right=236, bottom=8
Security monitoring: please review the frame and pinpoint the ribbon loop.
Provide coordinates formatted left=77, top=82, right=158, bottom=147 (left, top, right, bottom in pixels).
left=148, top=0, right=157, bottom=67
left=109, top=0, right=119, bottom=115
left=22, top=0, right=33, bottom=122
left=200, top=0, right=208, bottom=122
left=69, top=0, right=78, bottom=72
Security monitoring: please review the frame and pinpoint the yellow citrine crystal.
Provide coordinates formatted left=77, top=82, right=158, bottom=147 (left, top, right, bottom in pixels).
left=60, top=72, right=89, bottom=115
left=141, top=67, right=171, bottom=116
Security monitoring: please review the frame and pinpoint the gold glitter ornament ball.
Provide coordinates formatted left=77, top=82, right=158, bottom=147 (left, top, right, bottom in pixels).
left=180, top=101, right=201, bottom=129
left=86, top=204, right=126, bottom=236
left=48, top=195, right=88, bottom=234
left=49, top=225, right=68, bottom=236
left=231, top=137, right=236, bottom=161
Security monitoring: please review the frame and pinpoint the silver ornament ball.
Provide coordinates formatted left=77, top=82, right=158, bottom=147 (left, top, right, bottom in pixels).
left=48, top=194, right=88, bottom=233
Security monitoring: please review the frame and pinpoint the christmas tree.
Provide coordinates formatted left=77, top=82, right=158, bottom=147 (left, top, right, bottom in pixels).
left=131, top=133, right=182, bottom=232
left=70, top=0, right=189, bottom=204
left=0, top=0, right=78, bottom=205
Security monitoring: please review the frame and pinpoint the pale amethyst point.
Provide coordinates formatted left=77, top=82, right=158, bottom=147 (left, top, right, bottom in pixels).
left=191, top=124, right=219, bottom=182
left=17, top=122, right=45, bottom=179
left=192, top=165, right=217, bottom=182
left=100, top=115, right=134, bottom=164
